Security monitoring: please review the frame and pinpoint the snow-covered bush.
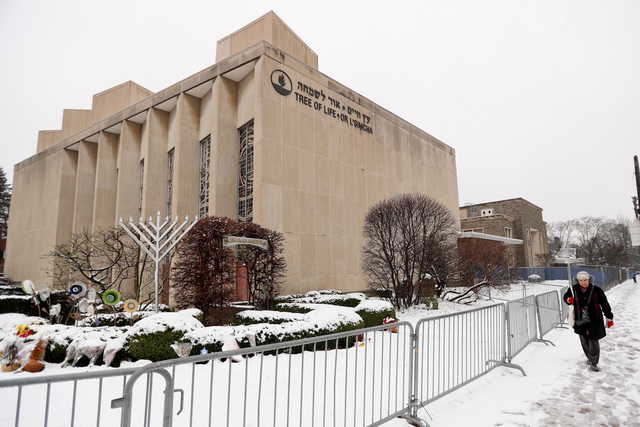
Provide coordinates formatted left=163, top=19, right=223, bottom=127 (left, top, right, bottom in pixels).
left=422, top=295, right=439, bottom=310
left=274, top=302, right=313, bottom=313
left=78, top=311, right=155, bottom=327
left=233, top=310, right=306, bottom=325
left=528, top=274, right=542, bottom=283
left=353, top=299, right=396, bottom=327
left=275, top=292, right=364, bottom=308
left=125, top=311, right=204, bottom=362
left=0, top=288, right=75, bottom=322
left=0, top=294, right=38, bottom=316
left=32, top=324, right=128, bottom=364
left=185, top=306, right=365, bottom=355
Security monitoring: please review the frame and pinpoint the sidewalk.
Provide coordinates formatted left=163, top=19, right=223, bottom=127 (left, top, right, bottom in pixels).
left=389, top=280, right=640, bottom=426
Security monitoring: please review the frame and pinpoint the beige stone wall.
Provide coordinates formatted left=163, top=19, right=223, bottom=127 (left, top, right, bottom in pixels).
left=115, top=121, right=143, bottom=220
left=61, top=109, right=92, bottom=138
left=255, top=56, right=459, bottom=294
left=35, top=82, right=153, bottom=154
left=5, top=149, right=77, bottom=286
left=37, top=130, right=65, bottom=152
left=91, top=81, right=153, bottom=124
left=216, top=11, right=318, bottom=70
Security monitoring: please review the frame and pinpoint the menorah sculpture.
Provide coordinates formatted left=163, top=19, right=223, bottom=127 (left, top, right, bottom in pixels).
left=119, top=212, right=198, bottom=312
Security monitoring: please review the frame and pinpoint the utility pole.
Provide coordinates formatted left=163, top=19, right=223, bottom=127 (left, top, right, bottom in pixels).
left=634, top=155, right=640, bottom=219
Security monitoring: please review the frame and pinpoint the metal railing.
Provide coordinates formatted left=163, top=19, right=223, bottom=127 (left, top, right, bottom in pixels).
left=505, top=295, right=538, bottom=361
left=116, top=322, right=417, bottom=427
left=412, top=303, right=505, bottom=406
left=0, top=274, right=631, bottom=427
left=535, top=290, right=562, bottom=338
left=0, top=365, right=140, bottom=427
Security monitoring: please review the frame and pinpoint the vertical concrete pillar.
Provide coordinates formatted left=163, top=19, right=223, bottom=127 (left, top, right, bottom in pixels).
left=92, top=131, right=119, bottom=231
left=72, top=141, right=98, bottom=233
left=140, top=108, right=169, bottom=217
left=169, top=94, right=200, bottom=218
left=58, top=150, right=79, bottom=242
left=210, top=77, right=238, bottom=218
left=115, top=121, right=142, bottom=221
left=5, top=149, right=78, bottom=286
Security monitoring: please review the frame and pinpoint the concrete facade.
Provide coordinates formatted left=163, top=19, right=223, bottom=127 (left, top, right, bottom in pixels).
left=6, top=12, right=460, bottom=295
left=459, top=198, right=549, bottom=267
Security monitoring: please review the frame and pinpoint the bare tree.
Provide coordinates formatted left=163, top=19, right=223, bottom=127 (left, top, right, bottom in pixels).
left=547, top=219, right=577, bottom=250
left=362, top=194, right=457, bottom=309
left=48, top=227, right=153, bottom=303
left=0, top=167, right=10, bottom=239
left=572, top=216, right=604, bottom=263
left=171, top=216, right=237, bottom=311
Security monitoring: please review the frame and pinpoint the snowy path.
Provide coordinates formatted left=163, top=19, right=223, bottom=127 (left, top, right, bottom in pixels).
left=409, top=280, right=640, bottom=427
left=530, top=281, right=640, bottom=426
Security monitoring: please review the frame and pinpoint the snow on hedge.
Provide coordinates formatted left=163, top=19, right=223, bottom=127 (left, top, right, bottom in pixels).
left=353, top=299, right=394, bottom=313
left=185, top=306, right=364, bottom=348
left=284, top=293, right=365, bottom=305
left=80, top=308, right=203, bottom=328
left=35, top=324, right=128, bottom=347
left=127, top=311, right=204, bottom=335
left=0, top=313, right=49, bottom=334
left=77, top=311, right=155, bottom=327
left=183, top=326, right=235, bottom=347
left=235, top=310, right=305, bottom=324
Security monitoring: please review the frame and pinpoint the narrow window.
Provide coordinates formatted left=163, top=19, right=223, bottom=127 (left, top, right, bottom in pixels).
left=199, top=135, right=211, bottom=217
left=504, top=227, right=512, bottom=238
left=167, top=148, right=175, bottom=218
left=238, top=120, right=254, bottom=222
left=138, top=159, right=144, bottom=216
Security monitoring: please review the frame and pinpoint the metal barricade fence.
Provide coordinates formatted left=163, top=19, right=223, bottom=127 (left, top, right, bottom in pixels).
left=114, top=322, right=416, bottom=427
left=0, top=365, right=141, bottom=427
left=412, top=303, right=505, bottom=406
left=505, top=295, right=537, bottom=361
left=535, top=291, right=561, bottom=337
left=558, top=286, right=569, bottom=324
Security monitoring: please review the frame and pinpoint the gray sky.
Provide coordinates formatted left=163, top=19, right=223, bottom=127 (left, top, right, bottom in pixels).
left=1, top=0, right=638, bottom=222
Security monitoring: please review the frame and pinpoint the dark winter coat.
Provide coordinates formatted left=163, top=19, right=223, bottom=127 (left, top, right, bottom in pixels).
left=563, top=282, right=613, bottom=340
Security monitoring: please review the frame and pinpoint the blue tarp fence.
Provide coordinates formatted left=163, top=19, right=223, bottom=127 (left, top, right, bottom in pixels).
left=511, top=265, right=632, bottom=289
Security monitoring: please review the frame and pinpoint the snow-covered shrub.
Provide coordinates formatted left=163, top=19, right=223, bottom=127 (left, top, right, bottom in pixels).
left=78, top=312, right=154, bottom=327
left=528, top=274, right=542, bottom=283
left=232, top=310, right=306, bottom=325
left=125, top=312, right=204, bottom=362
left=183, top=326, right=235, bottom=354
left=274, top=303, right=314, bottom=313
left=27, top=323, right=128, bottom=364
left=0, top=294, right=39, bottom=316
left=185, top=306, right=365, bottom=355
left=275, top=291, right=364, bottom=308
left=354, top=300, right=396, bottom=327
left=422, top=295, right=439, bottom=310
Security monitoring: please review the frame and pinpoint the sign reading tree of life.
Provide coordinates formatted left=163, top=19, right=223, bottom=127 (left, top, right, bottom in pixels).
left=293, top=81, right=374, bottom=134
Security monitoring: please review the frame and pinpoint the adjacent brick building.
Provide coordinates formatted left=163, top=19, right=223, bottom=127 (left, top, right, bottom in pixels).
left=459, top=198, right=549, bottom=267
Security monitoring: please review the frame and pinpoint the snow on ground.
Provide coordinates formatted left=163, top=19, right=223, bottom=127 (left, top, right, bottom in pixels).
left=390, top=280, right=640, bottom=426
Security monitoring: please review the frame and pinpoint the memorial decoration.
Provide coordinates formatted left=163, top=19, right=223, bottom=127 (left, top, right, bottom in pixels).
left=101, top=289, right=121, bottom=306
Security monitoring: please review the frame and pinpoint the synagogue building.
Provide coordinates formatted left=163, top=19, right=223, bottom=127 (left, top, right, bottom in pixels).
left=6, top=12, right=460, bottom=295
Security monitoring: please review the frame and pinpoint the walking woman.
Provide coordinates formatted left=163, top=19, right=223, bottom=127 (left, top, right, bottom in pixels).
left=563, top=271, right=614, bottom=372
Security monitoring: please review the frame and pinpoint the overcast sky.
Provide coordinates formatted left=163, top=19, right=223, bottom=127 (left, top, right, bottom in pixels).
left=1, top=0, right=638, bottom=223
